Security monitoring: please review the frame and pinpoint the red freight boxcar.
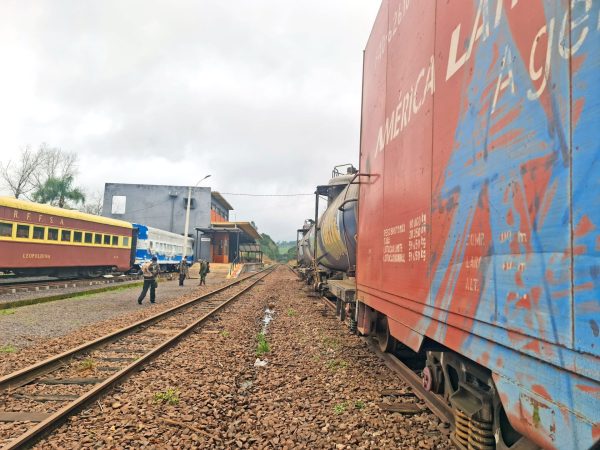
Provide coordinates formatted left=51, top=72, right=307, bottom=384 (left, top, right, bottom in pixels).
left=0, top=197, right=136, bottom=277
left=356, top=1, right=599, bottom=449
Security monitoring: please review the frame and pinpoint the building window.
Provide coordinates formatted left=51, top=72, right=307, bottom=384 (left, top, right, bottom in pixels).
left=32, top=227, right=45, bottom=240
left=183, top=198, right=196, bottom=209
left=74, top=231, right=83, bottom=243
left=0, top=222, right=13, bottom=237
left=61, top=230, right=71, bottom=242
left=111, top=195, right=126, bottom=214
left=48, top=228, right=59, bottom=241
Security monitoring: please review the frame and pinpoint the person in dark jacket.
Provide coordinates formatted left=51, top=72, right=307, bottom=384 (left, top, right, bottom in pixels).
left=138, top=256, right=160, bottom=304
left=178, top=256, right=189, bottom=286
left=198, top=259, right=209, bottom=286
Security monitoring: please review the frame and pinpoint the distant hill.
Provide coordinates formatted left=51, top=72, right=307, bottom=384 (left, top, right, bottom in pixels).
left=276, top=240, right=296, bottom=255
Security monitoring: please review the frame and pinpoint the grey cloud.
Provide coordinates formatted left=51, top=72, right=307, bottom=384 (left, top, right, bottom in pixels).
left=0, top=0, right=379, bottom=240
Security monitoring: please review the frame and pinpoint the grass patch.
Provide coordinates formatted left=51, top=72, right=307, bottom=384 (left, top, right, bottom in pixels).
left=0, top=344, right=17, bottom=353
left=256, top=332, right=270, bottom=356
left=326, top=359, right=348, bottom=371
left=0, top=309, right=15, bottom=316
left=286, top=308, right=297, bottom=317
left=354, top=400, right=366, bottom=410
left=333, top=402, right=348, bottom=415
left=154, top=388, right=180, bottom=405
left=220, top=330, right=230, bottom=338
left=322, top=336, right=340, bottom=351
left=79, top=357, right=96, bottom=371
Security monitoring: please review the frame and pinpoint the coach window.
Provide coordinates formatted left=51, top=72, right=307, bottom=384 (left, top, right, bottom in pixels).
left=61, top=230, right=71, bottom=242
left=84, top=232, right=93, bottom=244
left=103, top=234, right=110, bottom=245
left=123, top=236, right=130, bottom=247
left=16, top=224, right=30, bottom=238
left=0, top=222, right=12, bottom=237
left=94, top=234, right=102, bottom=244
left=73, top=231, right=83, bottom=243
left=32, top=226, right=45, bottom=240
left=112, top=235, right=118, bottom=246
left=48, top=228, right=59, bottom=241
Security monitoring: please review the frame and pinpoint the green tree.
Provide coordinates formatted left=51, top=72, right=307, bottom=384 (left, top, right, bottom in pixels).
left=33, top=175, right=85, bottom=208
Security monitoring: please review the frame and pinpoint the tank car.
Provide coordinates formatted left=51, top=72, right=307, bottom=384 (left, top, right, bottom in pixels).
left=347, top=2, right=600, bottom=449
left=296, top=164, right=358, bottom=289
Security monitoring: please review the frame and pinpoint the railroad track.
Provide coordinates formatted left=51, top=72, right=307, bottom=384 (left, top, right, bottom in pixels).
left=0, top=276, right=139, bottom=296
left=319, top=294, right=454, bottom=431
left=0, top=266, right=274, bottom=449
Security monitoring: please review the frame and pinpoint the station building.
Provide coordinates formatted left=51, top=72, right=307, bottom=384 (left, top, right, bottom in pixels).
left=102, top=183, right=261, bottom=264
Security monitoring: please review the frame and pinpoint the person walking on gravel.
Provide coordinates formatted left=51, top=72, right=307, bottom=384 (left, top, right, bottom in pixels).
left=138, top=256, right=160, bottom=304
left=198, top=259, right=209, bottom=286
left=178, top=256, right=189, bottom=286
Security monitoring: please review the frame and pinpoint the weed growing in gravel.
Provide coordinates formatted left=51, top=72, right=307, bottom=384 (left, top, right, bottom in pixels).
left=286, top=308, right=297, bottom=317
left=154, top=388, right=180, bottom=405
left=256, top=332, right=270, bottom=356
left=322, top=336, right=340, bottom=351
left=79, top=358, right=96, bottom=371
left=354, top=400, right=366, bottom=410
left=326, top=359, right=348, bottom=371
left=220, top=330, right=230, bottom=338
left=0, top=344, right=17, bottom=353
left=334, top=402, right=348, bottom=415
left=0, top=309, right=15, bottom=316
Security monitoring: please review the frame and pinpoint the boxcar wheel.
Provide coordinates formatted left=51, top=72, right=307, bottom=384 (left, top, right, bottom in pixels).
left=376, top=315, right=395, bottom=353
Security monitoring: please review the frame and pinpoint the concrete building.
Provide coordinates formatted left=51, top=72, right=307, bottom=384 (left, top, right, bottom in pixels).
left=102, top=183, right=261, bottom=263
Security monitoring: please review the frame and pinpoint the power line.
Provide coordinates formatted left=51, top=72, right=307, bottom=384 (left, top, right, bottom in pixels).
left=219, top=192, right=313, bottom=197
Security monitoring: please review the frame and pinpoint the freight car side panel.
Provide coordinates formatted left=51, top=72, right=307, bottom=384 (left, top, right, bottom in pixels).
left=358, top=0, right=388, bottom=291
left=381, top=0, right=434, bottom=303
left=572, top=0, right=600, bottom=357
left=431, top=2, right=573, bottom=346
left=357, top=1, right=600, bottom=449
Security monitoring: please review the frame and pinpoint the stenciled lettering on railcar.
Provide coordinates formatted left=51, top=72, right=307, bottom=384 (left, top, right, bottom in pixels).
left=373, top=0, right=599, bottom=157
left=22, top=253, right=51, bottom=260
left=375, top=0, right=412, bottom=62
left=383, top=213, right=428, bottom=263
left=383, top=223, right=406, bottom=263
left=11, top=209, right=65, bottom=226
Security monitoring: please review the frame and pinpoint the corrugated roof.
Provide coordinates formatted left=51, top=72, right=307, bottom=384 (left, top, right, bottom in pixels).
left=211, top=221, right=261, bottom=241
left=211, top=192, right=234, bottom=210
left=0, top=197, right=133, bottom=229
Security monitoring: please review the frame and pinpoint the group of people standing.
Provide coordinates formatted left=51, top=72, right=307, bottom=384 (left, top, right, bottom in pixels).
left=137, top=256, right=210, bottom=305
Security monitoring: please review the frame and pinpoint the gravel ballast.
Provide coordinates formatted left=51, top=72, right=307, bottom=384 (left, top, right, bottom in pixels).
left=0, top=272, right=229, bottom=376
left=30, top=266, right=453, bottom=449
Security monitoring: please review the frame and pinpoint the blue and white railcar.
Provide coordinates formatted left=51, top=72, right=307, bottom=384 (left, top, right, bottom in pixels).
left=132, top=224, right=193, bottom=271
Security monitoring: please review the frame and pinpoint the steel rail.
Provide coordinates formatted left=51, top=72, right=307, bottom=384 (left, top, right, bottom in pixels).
left=320, top=295, right=454, bottom=427
left=0, top=267, right=272, bottom=392
left=1, top=266, right=275, bottom=450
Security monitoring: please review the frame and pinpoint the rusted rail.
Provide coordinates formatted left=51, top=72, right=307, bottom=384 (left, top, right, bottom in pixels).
left=320, top=295, right=454, bottom=429
left=0, top=266, right=275, bottom=449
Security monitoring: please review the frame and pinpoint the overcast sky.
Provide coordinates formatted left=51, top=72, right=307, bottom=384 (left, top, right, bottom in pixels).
left=0, top=1, right=380, bottom=241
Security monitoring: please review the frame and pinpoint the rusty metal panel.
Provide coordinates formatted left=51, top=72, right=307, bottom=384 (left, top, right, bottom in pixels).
left=357, top=1, right=599, bottom=448
left=380, top=0, right=435, bottom=303
left=357, top=0, right=388, bottom=292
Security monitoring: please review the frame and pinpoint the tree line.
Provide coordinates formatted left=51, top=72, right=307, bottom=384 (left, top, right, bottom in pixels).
left=0, top=145, right=103, bottom=215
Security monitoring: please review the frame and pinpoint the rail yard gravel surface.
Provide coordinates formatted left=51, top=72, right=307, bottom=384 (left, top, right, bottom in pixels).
left=33, top=266, right=453, bottom=449
left=0, top=273, right=227, bottom=376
